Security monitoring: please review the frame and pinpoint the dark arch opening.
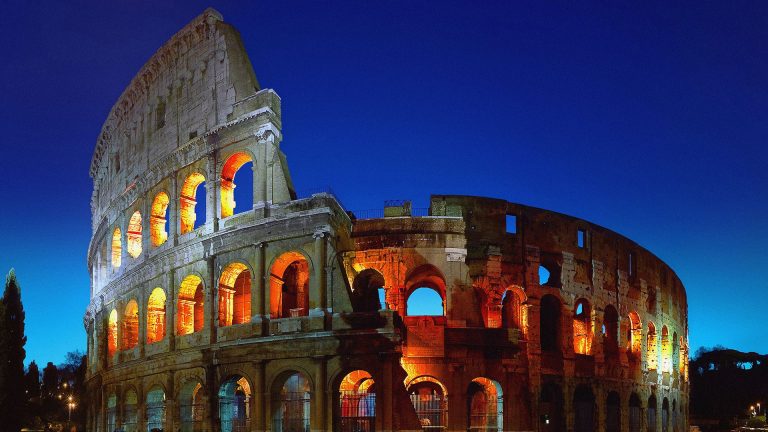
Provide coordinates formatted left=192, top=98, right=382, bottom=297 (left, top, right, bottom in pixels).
left=606, top=391, right=621, bottom=432
left=540, top=382, right=564, bottom=432
left=629, top=393, right=642, bottom=432
left=574, top=385, right=595, bottom=432
left=351, top=269, right=385, bottom=313
left=540, top=295, right=561, bottom=353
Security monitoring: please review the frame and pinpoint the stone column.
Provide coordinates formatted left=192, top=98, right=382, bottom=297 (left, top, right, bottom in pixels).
left=313, top=357, right=328, bottom=432
left=206, top=153, right=218, bottom=232
left=169, top=173, right=178, bottom=246
left=255, top=131, right=269, bottom=206
left=311, top=230, right=328, bottom=313
left=168, top=268, right=176, bottom=351
left=208, top=256, right=218, bottom=344
left=254, top=361, right=267, bottom=431
left=253, top=242, right=266, bottom=334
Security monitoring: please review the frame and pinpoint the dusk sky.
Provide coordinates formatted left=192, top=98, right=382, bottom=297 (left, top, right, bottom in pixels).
left=0, top=1, right=766, bottom=366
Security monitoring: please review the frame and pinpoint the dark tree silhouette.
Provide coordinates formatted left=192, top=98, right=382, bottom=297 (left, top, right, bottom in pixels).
left=0, top=269, right=27, bottom=432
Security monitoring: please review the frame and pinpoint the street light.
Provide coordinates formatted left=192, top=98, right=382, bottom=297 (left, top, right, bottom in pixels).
left=67, top=396, right=76, bottom=424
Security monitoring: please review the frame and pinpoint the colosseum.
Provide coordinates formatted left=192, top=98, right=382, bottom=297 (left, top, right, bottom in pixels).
left=84, top=9, right=689, bottom=432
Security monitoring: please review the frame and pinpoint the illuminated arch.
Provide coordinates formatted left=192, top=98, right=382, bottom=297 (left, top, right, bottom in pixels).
left=628, top=311, right=642, bottom=357
left=468, top=377, right=503, bottom=431
left=126, top=211, right=142, bottom=258
left=271, top=372, right=311, bottom=432
left=219, top=262, right=251, bottom=326
left=573, top=298, right=592, bottom=355
left=147, top=288, right=166, bottom=344
left=177, top=275, right=204, bottom=335
left=150, top=192, right=170, bottom=247
left=351, top=268, right=386, bottom=312
left=647, top=322, right=658, bottom=371
left=122, top=300, right=139, bottom=350
left=107, top=309, right=118, bottom=357
left=407, top=376, right=448, bottom=429
left=180, top=172, right=206, bottom=234
left=179, top=380, right=205, bottom=431
left=220, top=375, right=251, bottom=432
left=337, top=370, right=376, bottom=430
left=661, top=325, right=671, bottom=373
left=111, top=227, right=122, bottom=268
left=502, top=286, right=527, bottom=332
left=405, top=265, right=446, bottom=316
left=220, top=152, right=254, bottom=218
left=269, top=252, right=310, bottom=318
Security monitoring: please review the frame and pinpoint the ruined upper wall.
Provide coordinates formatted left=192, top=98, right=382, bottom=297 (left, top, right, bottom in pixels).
left=89, top=8, right=261, bottom=224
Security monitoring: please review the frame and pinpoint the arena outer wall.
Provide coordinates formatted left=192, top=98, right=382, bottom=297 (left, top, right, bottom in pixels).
left=84, top=9, right=689, bottom=432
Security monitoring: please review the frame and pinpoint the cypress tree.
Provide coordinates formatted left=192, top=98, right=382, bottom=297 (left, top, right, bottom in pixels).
left=0, top=269, right=27, bottom=432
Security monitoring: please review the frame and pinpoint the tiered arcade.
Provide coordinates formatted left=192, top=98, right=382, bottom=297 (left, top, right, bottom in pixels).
left=85, top=9, right=689, bottom=432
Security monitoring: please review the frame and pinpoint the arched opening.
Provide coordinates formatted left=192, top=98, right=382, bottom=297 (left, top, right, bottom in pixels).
left=661, top=326, right=671, bottom=373
left=127, top=211, right=142, bottom=258
left=107, top=309, right=118, bottom=357
left=467, top=377, right=503, bottom=432
left=150, top=192, right=170, bottom=247
left=146, top=386, right=166, bottom=432
left=106, top=393, right=117, bottom=432
left=218, top=263, right=251, bottom=326
left=647, top=322, right=658, bottom=371
left=672, top=400, right=678, bottom=432
left=573, top=299, right=592, bottom=355
left=221, top=152, right=254, bottom=218
left=539, top=382, right=563, bottom=432
left=678, top=336, right=686, bottom=376
left=574, top=385, right=595, bottom=432
left=405, top=265, right=446, bottom=317
left=351, top=269, right=386, bottom=313
left=540, top=295, right=561, bottom=353
left=270, top=252, right=310, bottom=318
left=603, top=305, right=619, bottom=358
left=122, top=300, right=139, bottom=350
left=272, top=372, right=311, bottom=432
left=539, top=266, right=551, bottom=286
left=177, top=275, right=204, bottom=335
left=672, top=332, right=680, bottom=375
left=112, top=227, right=122, bottom=268
left=337, top=370, right=376, bottom=432
left=180, top=172, right=206, bottom=234
left=606, top=391, right=620, bottom=432
left=219, top=376, right=251, bottom=432
left=502, top=288, right=525, bottom=330
left=406, top=287, right=444, bottom=316
left=628, top=312, right=642, bottom=359
left=539, top=256, right=561, bottom=287
left=648, top=395, right=658, bottom=432
left=147, top=288, right=166, bottom=344
left=408, top=376, right=448, bottom=430
left=629, top=393, right=642, bottom=432
left=662, top=398, right=670, bottom=432
left=124, top=388, right=138, bottom=432
left=179, top=381, right=205, bottom=432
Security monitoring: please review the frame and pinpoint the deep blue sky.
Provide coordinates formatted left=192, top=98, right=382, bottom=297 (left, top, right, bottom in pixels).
left=0, top=1, right=766, bottom=365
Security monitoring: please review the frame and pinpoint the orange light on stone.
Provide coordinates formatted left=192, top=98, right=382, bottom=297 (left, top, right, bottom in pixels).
left=220, top=152, right=253, bottom=218
left=661, top=325, right=672, bottom=373
left=628, top=311, right=642, bottom=356
left=150, top=192, right=169, bottom=247
left=269, top=252, right=309, bottom=318
left=147, top=288, right=166, bottom=344
left=111, top=228, right=122, bottom=268
left=180, top=173, right=205, bottom=234
left=123, top=300, right=139, bottom=350
left=573, top=300, right=592, bottom=355
left=126, top=211, right=142, bottom=258
left=647, top=322, right=658, bottom=371
left=218, top=263, right=250, bottom=326
left=177, top=275, right=204, bottom=335
left=107, top=309, right=118, bottom=357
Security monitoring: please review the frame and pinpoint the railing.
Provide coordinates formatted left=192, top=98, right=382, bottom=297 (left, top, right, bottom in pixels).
left=410, top=394, right=448, bottom=430
left=146, top=403, right=166, bottom=431
left=468, top=397, right=502, bottom=431
left=180, top=402, right=206, bottom=432
left=272, top=392, right=311, bottom=432
left=338, top=391, right=376, bottom=432
left=352, top=207, right=431, bottom=220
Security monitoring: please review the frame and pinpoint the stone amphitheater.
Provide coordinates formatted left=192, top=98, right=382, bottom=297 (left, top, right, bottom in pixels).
left=84, top=8, right=689, bottom=432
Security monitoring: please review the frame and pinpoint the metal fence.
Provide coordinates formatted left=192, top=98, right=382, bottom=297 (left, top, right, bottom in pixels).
left=146, top=402, right=166, bottom=432
left=123, top=405, right=138, bottom=432
left=409, top=394, right=447, bottom=430
left=468, top=397, right=502, bottom=431
left=338, top=391, right=376, bottom=432
left=180, top=402, right=207, bottom=432
left=219, top=397, right=250, bottom=432
left=272, top=392, right=311, bottom=432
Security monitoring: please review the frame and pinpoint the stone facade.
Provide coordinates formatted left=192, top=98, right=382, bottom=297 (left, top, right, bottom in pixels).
left=85, top=9, right=689, bottom=432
